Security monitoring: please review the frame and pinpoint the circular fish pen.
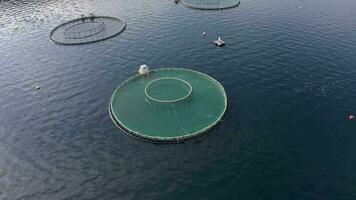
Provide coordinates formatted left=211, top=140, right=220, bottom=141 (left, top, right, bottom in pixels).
left=110, top=68, right=227, bottom=143
left=50, top=16, right=125, bottom=45
left=179, top=0, right=240, bottom=10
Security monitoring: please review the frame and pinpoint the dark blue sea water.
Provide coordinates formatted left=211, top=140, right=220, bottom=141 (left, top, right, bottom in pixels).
left=1, top=0, right=356, bottom=199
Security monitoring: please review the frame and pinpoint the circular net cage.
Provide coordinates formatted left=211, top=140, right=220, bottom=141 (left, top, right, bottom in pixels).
left=110, top=68, right=227, bottom=143
left=145, top=77, right=193, bottom=108
left=180, top=0, right=240, bottom=10
left=50, top=16, right=125, bottom=45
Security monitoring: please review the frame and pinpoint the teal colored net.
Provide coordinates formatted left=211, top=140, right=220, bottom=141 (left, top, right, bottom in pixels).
left=110, top=68, right=227, bottom=142
left=145, top=77, right=192, bottom=108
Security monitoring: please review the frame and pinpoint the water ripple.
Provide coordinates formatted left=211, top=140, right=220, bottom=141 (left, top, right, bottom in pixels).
left=0, top=0, right=356, bottom=199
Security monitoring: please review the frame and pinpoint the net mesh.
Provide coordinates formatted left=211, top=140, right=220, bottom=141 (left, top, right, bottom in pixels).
left=180, top=0, right=240, bottom=10
left=50, top=16, right=125, bottom=45
left=63, top=18, right=105, bottom=39
left=110, top=68, right=227, bottom=142
left=145, top=77, right=192, bottom=108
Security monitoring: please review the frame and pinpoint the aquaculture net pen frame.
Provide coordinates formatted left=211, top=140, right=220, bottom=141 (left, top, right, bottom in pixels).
left=179, top=0, right=240, bottom=10
left=50, top=16, right=126, bottom=45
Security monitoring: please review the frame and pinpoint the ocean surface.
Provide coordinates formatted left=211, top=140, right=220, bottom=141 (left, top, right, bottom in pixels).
left=1, top=0, right=356, bottom=199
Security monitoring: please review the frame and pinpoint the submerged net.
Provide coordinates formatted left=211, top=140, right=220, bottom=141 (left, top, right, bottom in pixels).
left=180, top=0, right=240, bottom=10
left=50, top=16, right=125, bottom=45
left=110, top=68, right=227, bottom=143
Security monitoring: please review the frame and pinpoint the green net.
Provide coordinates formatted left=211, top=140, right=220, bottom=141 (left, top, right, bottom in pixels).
left=180, top=0, right=240, bottom=10
left=145, top=77, right=192, bottom=108
left=110, top=68, right=227, bottom=143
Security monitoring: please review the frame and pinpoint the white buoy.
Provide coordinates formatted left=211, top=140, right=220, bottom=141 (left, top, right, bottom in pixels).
left=139, top=64, right=150, bottom=75
left=202, top=32, right=207, bottom=37
left=35, top=85, right=41, bottom=90
left=213, top=37, right=225, bottom=47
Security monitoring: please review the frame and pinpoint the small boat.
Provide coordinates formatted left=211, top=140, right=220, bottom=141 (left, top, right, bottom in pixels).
left=213, top=37, right=225, bottom=47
